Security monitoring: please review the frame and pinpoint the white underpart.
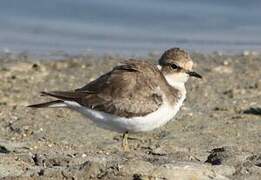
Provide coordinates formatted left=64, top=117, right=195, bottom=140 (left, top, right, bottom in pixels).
left=63, top=89, right=185, bottom=133
left=58, top=69, right=188, bottom=133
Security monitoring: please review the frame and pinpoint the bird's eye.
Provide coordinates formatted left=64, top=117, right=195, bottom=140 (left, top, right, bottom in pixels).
left=171, top=64, right=178, bottom=69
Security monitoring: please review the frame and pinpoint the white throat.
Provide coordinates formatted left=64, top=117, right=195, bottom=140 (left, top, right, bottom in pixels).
left=157, top=65, right=187, bottom=94
left=164, top=73, right=188, bottom=95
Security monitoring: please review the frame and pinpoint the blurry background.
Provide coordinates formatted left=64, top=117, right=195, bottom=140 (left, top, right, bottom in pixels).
left=0, top=0, right=261, bottom=56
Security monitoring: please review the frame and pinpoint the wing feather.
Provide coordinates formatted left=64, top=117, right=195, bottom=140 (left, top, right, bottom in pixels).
left=44, top=60, right=164, bottom=117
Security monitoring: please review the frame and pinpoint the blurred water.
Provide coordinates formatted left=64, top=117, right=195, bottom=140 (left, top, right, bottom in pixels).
left=0, top=0, right=261, bottom=55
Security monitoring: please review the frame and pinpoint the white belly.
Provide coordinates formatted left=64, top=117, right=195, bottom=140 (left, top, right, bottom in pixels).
left=64, top=95, right=185, bottom=133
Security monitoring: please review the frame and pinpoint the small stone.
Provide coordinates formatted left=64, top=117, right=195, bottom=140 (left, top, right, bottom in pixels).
left=205, top=146, right=241, bottom=166
left=205, top=147, right=229, bottom=165
left=214, top=107, right=229, bottom=111
left=11, top=75, right=16, bottom=79
left=32, top=63, right=39, bottom=70
left=82, top=153, right=87, bottom=158
left=0, top=145, right=10, bottom=153
left=213, top=66, right=233, bottom=74
left=243, top=50, right=250, bottom=56
left=243, top=107, right=261, bottom=115
left=223, top=89, right=234, bottom=98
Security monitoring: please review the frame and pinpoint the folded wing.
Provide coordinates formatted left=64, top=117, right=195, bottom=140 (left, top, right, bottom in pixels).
left=41, top=60, right=164, bottom=118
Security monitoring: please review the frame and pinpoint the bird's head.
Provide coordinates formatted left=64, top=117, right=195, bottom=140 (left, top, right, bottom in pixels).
left=158, top=48, right=202, bottom=89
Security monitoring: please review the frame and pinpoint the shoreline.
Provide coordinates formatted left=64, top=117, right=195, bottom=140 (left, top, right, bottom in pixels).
left=0, top=49, right=260, bottom=62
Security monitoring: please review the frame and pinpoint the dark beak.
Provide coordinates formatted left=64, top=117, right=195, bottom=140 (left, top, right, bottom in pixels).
left=187, top=71, right=202, bottom=79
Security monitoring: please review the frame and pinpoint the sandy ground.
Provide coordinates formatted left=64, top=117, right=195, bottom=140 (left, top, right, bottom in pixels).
left=0, top=52, right=260, bottom=179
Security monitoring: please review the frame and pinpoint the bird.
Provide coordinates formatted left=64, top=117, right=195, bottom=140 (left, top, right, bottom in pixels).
left=28, top=48, right=202, bottom=151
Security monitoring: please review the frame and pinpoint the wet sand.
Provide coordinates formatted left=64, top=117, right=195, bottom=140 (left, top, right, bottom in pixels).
left=0, top=52, right=260, bottom=179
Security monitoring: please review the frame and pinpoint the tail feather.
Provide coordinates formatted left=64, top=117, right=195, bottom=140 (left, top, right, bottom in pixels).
left=28, top=100, right=66, bottom=108
left=41, top=91, right=82, bottom=101
left=28, top=91, right=85, bottom=108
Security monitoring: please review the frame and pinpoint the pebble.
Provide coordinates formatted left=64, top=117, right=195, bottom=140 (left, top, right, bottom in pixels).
left=213, top=66, right=233, bottom=74
left=82, top=153, right=87, bottom=158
